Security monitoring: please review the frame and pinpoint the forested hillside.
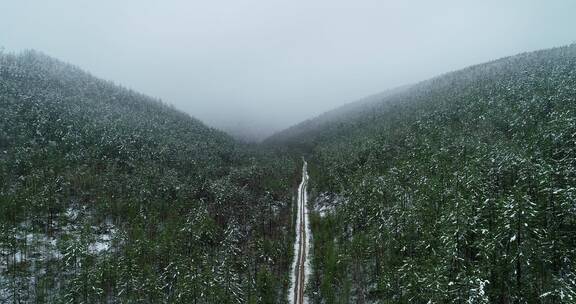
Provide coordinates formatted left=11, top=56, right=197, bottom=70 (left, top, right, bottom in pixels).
left=268, top=44, right=576, bottom=303
left=0, top=50, right=297, bottom=303
left=267, top=85, right=410, bottom=149
left=3, top=44, right=576, bottom=303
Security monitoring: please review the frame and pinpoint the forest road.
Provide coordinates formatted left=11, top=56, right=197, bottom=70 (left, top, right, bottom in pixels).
left=291, top=160, right=309, bottom=304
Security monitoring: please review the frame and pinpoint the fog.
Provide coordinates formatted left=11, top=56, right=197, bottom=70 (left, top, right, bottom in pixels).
left=1, top=0, right=575, bottom=141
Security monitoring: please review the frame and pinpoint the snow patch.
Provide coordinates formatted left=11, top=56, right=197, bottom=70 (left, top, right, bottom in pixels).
left=289, top=161, right=311, bottom=304
left=313, top=192, right=346, bottom=217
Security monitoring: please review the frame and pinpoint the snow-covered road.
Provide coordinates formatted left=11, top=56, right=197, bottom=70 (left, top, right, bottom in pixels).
left=289, top=160, right=310, bottom=304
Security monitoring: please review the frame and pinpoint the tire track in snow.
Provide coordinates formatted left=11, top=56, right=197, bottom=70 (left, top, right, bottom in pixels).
left=290, top=160, right=310, bottom=304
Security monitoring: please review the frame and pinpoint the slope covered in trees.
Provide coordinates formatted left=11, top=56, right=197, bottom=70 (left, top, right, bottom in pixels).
left=0, top=50, right=297, bottom=303
left=268, top=45, right=576, bottom=303
left=267, top=85, right=410, bottom=150
left=3, top=44, right=576, bottom=303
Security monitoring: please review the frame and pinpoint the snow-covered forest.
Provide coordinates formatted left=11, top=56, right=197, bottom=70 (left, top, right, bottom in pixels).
left=2, top=42, right=576, bottom=303
left=268, top=44, right=576, bottom=303
left=0, top=50, right=298, bottom=303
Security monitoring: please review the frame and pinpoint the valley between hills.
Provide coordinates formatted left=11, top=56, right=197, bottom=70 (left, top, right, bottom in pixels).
left=1, top=44, right=576, bottom=303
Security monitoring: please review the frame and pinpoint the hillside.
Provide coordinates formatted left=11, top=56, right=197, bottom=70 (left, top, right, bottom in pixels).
left=0, top=50, right=296, bottom=303
left=3, top=44, right=576, bottom=303
left=269, top=45, right=576, bottom=302
left=265, top=84, right=411, bottom=149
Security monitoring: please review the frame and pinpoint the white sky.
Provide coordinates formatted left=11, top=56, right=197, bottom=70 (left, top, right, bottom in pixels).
left=1, top=0, right=575, bottom=139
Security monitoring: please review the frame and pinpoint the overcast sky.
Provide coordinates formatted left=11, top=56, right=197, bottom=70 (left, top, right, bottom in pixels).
left=1, top=0, right=575, bottom=140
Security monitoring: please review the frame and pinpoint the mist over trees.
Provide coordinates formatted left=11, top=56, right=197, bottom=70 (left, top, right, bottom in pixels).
left=1, top=30, right=576, bottom=304
left=0, top=50, right=297, bottom=303
left=269, top=44, right=576, bottom=303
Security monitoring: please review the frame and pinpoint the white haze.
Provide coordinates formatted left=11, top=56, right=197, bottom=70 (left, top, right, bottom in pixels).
left=1, top=0, right=575, bottom=141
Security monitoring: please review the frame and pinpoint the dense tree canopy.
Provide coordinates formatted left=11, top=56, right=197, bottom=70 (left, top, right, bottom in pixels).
left=2, top=43, right=576, bottom=303
left=269, top=44, right=576, bottom=303
left=0, top=50, right=297, bottom=303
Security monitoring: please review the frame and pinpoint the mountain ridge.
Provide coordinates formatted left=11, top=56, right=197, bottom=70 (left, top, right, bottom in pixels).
left=274, top=43, right=576, bottom=302
left=0, top=49, right=296, bottom=303
left=266, top=43, right=576, bottom=148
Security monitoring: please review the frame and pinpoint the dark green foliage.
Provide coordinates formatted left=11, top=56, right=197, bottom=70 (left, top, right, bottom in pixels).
left=271, top=45, right=576, bottom=303
left=3, top=43, right=576, bottom=303
left=0, top=50, right=296, bottom=303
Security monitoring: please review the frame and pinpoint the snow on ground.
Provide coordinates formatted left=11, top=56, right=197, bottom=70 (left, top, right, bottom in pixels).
left=289, top=161, right=310, bottom=304
left=303, top=170, right=312, bottom=304
left=89, top=227, right=116, bottom=254
left=313, top=192, right=346, bottom=217
left=0, top=205, right=117, bottom=301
